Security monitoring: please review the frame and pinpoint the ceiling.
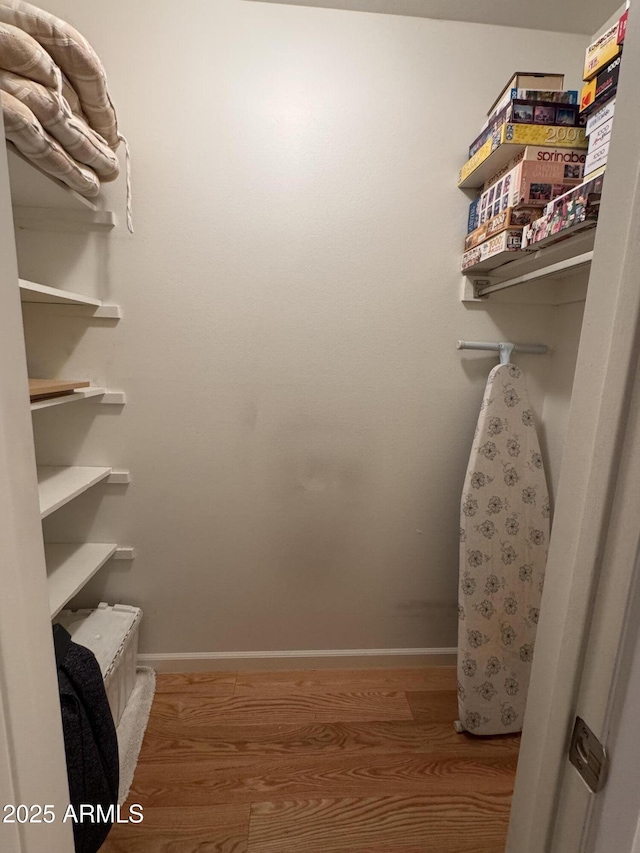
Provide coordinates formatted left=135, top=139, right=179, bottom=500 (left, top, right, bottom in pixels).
left=252, top=0, right=623, bottom=35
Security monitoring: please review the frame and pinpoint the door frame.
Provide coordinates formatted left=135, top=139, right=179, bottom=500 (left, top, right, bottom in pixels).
left=582, top=526, right=640, bottom=853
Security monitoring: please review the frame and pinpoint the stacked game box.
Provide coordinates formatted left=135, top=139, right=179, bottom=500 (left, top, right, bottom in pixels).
left=469, top=94, right=580, bottom=159
left=517, top=5, right=632, bottom=253
left=521, top=173, right=604, bottom=249
left=461, top=72, right=590, bottom=272
left=580, top=6, right=628, bottom=180
left=580, top=8, right=627, bottom=114
left=585, top=98, right=615, bottom=178
left=459, top=71, right=588, bottom=187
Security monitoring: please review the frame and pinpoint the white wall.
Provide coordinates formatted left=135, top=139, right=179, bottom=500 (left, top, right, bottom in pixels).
left=541, top=289, right=587, bottom=498
left=18, top=0, right=587, bottom=656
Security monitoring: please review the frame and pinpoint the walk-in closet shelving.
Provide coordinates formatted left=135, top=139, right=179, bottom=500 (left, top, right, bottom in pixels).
left=47, top=543, right=118, bottom=618
left=37, top=466, right=113, bottom=518
left=461, top=227, right=594, bottom=303
left=8, top=135, right=152, bottom=807
left=8, top=143, right=116, bottom=231
left=31, top=387, right=107, bottom=411
left=8, top=145, right=135, bottom=685
left=20, top=278, right=121, bottom=318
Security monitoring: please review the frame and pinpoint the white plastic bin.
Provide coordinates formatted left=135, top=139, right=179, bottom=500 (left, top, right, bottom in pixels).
left=56, top=602, right=142, bottom=727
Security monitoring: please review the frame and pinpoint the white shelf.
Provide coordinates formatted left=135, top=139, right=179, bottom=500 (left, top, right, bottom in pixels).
left=46, top=543, right=117, bottom=617
left=20, top=278, right=101, bottom=307
left=7, top=145, right=116, bottom=231
left=461, top=229, right=595, bottom=302
left=19, top=279, right=121, bottom=318
left=13, top=206, right=116, bottom=232
left=37, top=466, right=112, bottom=519
left=31, top=388, right=107, bottom=411
left=458, top=141, right=529, bottom=190
left=7, top=143, right=99, bottom=212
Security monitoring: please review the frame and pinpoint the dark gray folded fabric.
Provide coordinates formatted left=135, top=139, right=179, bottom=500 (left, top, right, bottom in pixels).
left=57, top=639, right=119, bottom=853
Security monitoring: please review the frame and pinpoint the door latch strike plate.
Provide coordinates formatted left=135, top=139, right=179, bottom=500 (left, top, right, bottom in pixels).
left=569, top=716, right=607, bottom=793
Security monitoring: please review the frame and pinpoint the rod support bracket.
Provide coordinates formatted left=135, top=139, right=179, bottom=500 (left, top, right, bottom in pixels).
left=472, top=279, right=491, bottom=299
left=499, top=342, right=515, bottom=365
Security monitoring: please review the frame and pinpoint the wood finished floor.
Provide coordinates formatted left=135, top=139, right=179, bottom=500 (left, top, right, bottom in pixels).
left=102, top=668, right=519, bottom=852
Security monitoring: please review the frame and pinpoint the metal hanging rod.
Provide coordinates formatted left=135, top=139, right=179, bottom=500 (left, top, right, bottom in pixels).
left=457, top=340, right=549, bottom=365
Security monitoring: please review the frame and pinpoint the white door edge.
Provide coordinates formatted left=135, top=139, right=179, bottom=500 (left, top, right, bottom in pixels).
left=0, top=129, right=74, bottom=851
left=507, top=5, right=640, bottom=852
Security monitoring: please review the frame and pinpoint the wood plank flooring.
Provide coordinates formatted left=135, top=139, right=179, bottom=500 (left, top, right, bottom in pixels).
left=102, top=668, right=519, bottom=853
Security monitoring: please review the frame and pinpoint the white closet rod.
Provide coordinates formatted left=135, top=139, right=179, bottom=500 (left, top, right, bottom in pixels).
left=457, top=340, right=548, bottom=365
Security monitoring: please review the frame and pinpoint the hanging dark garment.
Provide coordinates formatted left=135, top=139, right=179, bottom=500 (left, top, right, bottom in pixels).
left=57, top=634, right=120, bottom=853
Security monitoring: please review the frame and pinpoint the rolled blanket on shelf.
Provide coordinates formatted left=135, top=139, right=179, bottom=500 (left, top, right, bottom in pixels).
left=0, top=70, right=119, bottom=180
left=0, top=1, right=120, bottom=149
left=1, top=89, right=100, bottom=196
left=0, top=1, right=133, bottom=230
left=0, top=19, right=64, bottom=99
left=58, top=71, right=83, bottom=118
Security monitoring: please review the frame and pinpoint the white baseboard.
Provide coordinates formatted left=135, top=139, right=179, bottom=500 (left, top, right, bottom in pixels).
left=138, top=647, right=457, bottom=672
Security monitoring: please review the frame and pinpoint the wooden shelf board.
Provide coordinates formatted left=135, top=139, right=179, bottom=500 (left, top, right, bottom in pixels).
left=37, top=466, right=112, bottom=519
left=46, top=543, right=117, bottom=618
left=31, top=387, right=107, bottom=411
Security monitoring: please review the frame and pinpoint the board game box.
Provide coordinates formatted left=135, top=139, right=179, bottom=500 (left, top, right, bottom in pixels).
left=586, top=97, right=615, bottom=137
left=487, top=73, right=564, bottom=117
left=461, top=230, right=524, bottom=272
left=584, top=20, right=622, bottom=81
left=464, top=207, right=543, bottom=251
left=482, top=146, right=585, bottom=192
left=468, top=197, right=481, bottom=233
left=588, top=118, right=613, bottom=154
left=522, top=174, right=605, bottom=248
left=469, top=100, right=581, bottom=158
left=488, top=88, right=578, bottom=122
left=618, top=9, right=629, bottom=45
left=478, top=149, right=585, bottom=222
left=511, top=100, right=579, bottom=126
left=584, top=140, right=610, bottom=176
left=459, top=124, right=588, bottom=187
left=581, top=55, right=621, bottom=113
left=542, top=173, right=605, bottom=217
left=469, top=103, right=511, bottom=158
left=522, top=195, right=600, bottom=249
left=502, top=124, right=587, bottom=147
left=459, top=138, right=495, bottom=185
left=594, top=55, right=621, bottom=101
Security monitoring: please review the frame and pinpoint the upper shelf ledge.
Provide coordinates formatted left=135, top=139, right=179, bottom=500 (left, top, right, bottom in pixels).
left=37, top=466, right=112, bottom=519
left=7, top=144, right=116, bottom=231
left=19, top=279, right=121, bottom=319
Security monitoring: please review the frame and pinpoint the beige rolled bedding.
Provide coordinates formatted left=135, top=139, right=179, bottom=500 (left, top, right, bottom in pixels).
left=0, top=70, right=119, bottom=180
left=0, top=1, right=120, bottom=149
left=0, top=19, right=61, bottom=90
left=1, top=89, right=100, bottom=196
